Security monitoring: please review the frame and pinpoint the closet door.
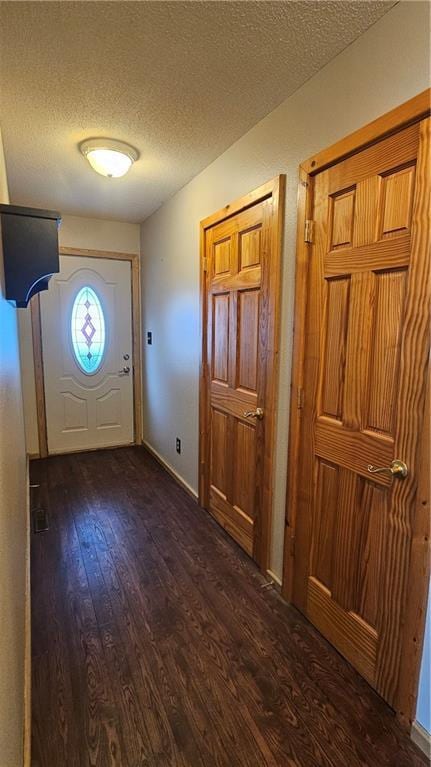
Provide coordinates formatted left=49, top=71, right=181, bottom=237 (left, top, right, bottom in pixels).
left=200, top=178, right=285, bottom=566
left=291, top=117, right=430, bottom=707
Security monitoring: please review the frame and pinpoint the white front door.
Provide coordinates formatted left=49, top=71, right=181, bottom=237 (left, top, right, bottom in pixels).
left=41, top=255, right=134, bottom=454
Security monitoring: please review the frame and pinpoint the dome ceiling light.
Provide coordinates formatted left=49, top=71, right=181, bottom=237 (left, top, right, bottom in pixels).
left=79, top=138, right=139, bottom=178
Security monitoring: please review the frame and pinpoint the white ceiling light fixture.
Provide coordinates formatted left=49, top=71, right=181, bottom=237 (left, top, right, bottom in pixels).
left=79, top=138, right=139, bottom=178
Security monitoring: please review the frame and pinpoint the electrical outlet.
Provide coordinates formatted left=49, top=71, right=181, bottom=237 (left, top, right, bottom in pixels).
left=176, top=437, right=181, bottom=454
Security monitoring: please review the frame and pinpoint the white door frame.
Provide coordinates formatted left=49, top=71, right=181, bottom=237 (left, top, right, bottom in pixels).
left=30, top=246, right=142, bottom=458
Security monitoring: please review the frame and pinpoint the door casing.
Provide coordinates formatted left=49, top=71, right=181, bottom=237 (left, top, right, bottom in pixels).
left=199, top=176, right=285, bottom=571
left=30, top=246, right=142, bottom=458
left=282, top=89, right=431, bottom=728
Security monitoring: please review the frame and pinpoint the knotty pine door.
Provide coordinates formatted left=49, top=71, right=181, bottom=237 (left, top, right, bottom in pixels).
left=293, top=118, right=430, bottom=706
left=200, top=179, right=284, bottom=566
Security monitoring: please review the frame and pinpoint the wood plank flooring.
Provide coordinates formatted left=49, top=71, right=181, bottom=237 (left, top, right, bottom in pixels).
left=30, top=447, right=426, bottom=767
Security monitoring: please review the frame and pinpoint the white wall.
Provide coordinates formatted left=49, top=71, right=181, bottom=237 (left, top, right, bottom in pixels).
left=19, top=215, right=140, bottom=455
left=59, top=215, right=140, bottom=255
left=416, top=589, right=431, bottom=735
left=0, top=128, right=27, bottom=765
left=140, top=0, right=431, bottom=581
left=18, top=309, right=38, bottom=454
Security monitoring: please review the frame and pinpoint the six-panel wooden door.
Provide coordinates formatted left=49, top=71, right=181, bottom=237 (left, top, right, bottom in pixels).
left=200, top=178, right=284, bottom=566
left=292, top=117, right=430, bottom=706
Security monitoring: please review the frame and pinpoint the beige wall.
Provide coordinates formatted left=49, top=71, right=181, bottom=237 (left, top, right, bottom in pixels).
left=59, top=215, right=140, bottom=255
left=140, top=0, right=431, bottom=581
left=0, top=128, right=27, bottom=765
left=19, top=215, right=141, bottom=455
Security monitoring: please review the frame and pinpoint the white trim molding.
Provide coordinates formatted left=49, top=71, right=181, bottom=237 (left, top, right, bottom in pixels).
left=411, top=721, right=431, bottom=759
left=142, top=441, right=198, bottom=501
left=267, top=569, right=282, bottom=589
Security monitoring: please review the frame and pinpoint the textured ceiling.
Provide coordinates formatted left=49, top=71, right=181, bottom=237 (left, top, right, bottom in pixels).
left=0, top=1, right=394, bottom=223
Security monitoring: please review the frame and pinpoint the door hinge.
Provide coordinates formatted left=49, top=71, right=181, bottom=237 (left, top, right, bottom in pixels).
left=304, top=219, right=315, bottom=244
left=297, top=386, right=304, bottom=409
left=202, top=256, right=209, bottom=272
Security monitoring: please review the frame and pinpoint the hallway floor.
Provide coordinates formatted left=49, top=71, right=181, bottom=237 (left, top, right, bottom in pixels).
left=30, top=447, right=425, bottom=767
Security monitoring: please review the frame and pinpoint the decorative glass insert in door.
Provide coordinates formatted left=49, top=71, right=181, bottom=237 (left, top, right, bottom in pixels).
left=71, top=286, right=106, bottom=373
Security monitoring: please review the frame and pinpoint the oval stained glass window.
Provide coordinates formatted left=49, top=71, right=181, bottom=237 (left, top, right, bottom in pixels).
left=71, top=286, right=106, bottom=374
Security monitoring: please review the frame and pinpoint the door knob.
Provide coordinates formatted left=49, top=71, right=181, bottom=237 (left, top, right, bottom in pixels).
left=367, top=459, right=408, bottom=479
left=243, top=407, right=264, bottom=420
left=119, top=365, right=130, bottom=375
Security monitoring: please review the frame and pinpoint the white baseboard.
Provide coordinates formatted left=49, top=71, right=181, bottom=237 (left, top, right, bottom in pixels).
left=266, top=569, right=282, bottom=588
left=411, top=720, right=431, bottom=758
left=142, top=441, right=198, bottom=501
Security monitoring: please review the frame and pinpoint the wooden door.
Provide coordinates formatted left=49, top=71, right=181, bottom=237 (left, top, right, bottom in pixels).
left=200, top=178, right=284, bottom=567
left=290, top=116, right=430, bottom=707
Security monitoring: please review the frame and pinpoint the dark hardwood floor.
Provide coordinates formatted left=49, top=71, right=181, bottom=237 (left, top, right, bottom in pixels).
left=30, top=447, right=425, bottom=767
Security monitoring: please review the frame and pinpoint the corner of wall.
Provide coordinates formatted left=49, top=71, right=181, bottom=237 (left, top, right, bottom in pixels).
left=0, top=124, right=28, bottom=767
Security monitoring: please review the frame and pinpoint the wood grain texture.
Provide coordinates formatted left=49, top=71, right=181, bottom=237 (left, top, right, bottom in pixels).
left=211, top=266, right=261, bottom=292
left=321, top=277, right=349, bottom=419
left=355, top=479, right=385, bottom=629
left=330, top=189, right=355, bottom=248
left=214, top=238, right=231, bottom=275
left=239, top=226, right=261, bottom=269
left=200, top=177, right=281, bottom=229
left=210, top=486, right=253, bottom=556
left=210, top=380, right=257, bottom=417
left=352, top=176, right=381, bottom=247
left=232, top=420, right=256, bottom=520
left=284, top=96, right=430, bottom=725
left=327, top=121, right=419, bottom=194
left=310, top=460, right=338, bottom=589
left=342, top=271, right=375, bottom=430
left=315, top=419, right=393, bottom=487
left=381, top=165, right=415, bottom=236
left=237, top=289, right=259, bottom=390
left=290, top=167, right=329, bottom=613
left=210, top=408, right=228, bottom=497
left=367, top=270, right=406, bottom=434
left=324, top=233, right=411, bottom=276
left=307, top=576, right=377, bottom=685
left=282, top=168, right=314, bottom=603
left=30, top=447, right=427, bottom=766
left=200, top=176, right=285, bottom=570
left=212, top=294, right=229, bottom=382
left=397, top=369, right=431, bottom=726
left=331, top=468, right=358, bottom=610
left=375, top=117, right=431, bottom=706
left=206, top=205, right=264, bottom=556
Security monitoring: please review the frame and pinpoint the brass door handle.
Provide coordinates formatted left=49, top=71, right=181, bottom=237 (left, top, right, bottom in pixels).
left=243, top=408, right=264, bottom=420
left=367, top=459, right=408, bottom=479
